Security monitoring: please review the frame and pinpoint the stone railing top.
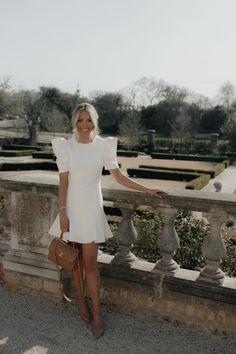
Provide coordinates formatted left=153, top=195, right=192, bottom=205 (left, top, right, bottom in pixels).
left=0, top=171, right=236, bottom=214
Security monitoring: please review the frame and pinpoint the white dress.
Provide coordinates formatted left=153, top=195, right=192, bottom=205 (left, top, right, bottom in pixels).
left=48, top=135, right=119, bottom=243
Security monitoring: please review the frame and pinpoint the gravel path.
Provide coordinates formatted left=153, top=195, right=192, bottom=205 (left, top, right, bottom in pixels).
left=0, top=285, right=235, bottom=354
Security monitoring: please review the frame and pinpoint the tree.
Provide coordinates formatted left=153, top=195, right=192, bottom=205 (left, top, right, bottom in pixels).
left=141, top=97, right=190, bottom=136
left=190, top=93, right=212, bottom=110
left=120, top=86, right=137, bottom=107
left=218, top=81, right=235, bottom=115
left=185, top=103, right=204, bottom=134
left=200, top=106, right=228, bottom=133
left=171, top=113, right=192, bottom=142
left=38, top=86, right=80, bottom=132
left=133, top=77, right=165, bottom=106
left=119, top=108, right=143, bottom=149
left=221, top=118, right=236, bottom=152
left=0, top=78, right=12, bottom=116
left=92, top=92, right=124, bottom=134
left=161, top=84, right=189, bottom=107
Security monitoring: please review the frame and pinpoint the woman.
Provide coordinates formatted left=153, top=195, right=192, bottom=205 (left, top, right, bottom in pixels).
left=49, top=103, right=166, bottom=338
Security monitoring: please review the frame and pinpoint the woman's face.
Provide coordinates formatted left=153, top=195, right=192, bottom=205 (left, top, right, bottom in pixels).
left=76, top=110, right=95, bottom=138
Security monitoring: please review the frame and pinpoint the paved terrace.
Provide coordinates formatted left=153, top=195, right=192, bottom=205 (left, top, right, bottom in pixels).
left=1, top=283, right=235, bottom=354
left=0, top=137, right=236, bottom=353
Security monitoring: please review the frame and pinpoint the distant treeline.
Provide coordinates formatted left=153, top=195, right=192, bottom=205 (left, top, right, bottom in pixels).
left=0, top=77, right=236, bottom=151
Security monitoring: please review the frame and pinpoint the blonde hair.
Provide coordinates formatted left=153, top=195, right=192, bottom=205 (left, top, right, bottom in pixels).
left=72, top=103, right=99, bottom=139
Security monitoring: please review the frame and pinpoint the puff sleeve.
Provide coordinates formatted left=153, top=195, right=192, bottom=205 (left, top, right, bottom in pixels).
left=51, top=138, right=69, bottom=173
left=103, top=137, right=119, bottom=170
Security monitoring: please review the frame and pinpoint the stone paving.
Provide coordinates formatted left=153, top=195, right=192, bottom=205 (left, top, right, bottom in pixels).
left=0, top=284, right=235, bottom=354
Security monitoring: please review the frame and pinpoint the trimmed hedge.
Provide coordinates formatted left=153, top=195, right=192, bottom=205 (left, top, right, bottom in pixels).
left=117, top=150, right=138, bottom=157
left=139, top=162, right=227, bottom=179
left=151, top=152, right=230, bottom=163
left=1, top=144, right=47, bottom=151
left=185, top=174, right=211, bottom=190
left=127, top=168, right=200, bottom=181
left=214, top=162, right=226, bottom=176
left=127, top=168, right=210, bottom=189
left=0, top=150, right=35, bottom=157
left=32, top=150, right=55, bottom=159
left=0, top=161, right=58, bottom=171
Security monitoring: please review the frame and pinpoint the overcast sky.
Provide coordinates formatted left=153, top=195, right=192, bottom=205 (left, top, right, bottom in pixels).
left=0, top=0, right=236, bottom=99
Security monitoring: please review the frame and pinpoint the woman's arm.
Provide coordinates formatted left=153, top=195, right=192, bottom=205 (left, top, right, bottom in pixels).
left=59, top=172, right=69, bottom=232
left=109, top=168, right=167, bottom=197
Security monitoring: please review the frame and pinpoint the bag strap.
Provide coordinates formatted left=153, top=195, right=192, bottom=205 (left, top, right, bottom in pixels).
left=56, top=241, right=83, bottom=302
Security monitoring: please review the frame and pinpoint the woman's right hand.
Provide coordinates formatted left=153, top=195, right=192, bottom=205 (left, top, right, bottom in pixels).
left=60, top=212, right=69, bottom=233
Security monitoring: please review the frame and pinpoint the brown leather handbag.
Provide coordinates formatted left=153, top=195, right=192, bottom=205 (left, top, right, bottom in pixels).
left=48, top=233, right=79, bottom=272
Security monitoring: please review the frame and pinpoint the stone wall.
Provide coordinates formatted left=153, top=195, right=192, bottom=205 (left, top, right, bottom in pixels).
left=0, top=171, right=235, bottom=336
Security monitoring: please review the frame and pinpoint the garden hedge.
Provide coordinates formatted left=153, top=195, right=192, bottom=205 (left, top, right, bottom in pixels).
left=0, top=161, right=58, bottom=171
left=117, top=150, right=139, bottom=157
left=185, top=174, right=211, bottom=190
left=0, top=150, right=35, bottom=157
left=150, top=152, right=230, bottom=163
left=139, top=162, right=227, bottom=178
left=127, top=168, right=210, bottom=189
left=1, top=144, right=46, bottom=151
left=32, top=150, right=55, bottom=159
left=127, top=168, right=200, bottom=181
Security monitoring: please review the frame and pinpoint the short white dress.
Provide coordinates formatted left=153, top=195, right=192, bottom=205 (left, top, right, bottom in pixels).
left=48, top=135, right=119, bottom=243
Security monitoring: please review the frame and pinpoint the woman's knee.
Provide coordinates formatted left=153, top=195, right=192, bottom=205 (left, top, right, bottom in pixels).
left=81, top=242, right=98, bottom=273
left=83, top=258, right=97, bottom=274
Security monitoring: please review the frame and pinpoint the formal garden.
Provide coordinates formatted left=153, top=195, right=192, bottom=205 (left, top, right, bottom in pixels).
left=0, top=77, right=236, bottom=279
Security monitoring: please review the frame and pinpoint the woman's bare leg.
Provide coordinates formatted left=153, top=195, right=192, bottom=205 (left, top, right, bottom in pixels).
left=81, top=242, right=102, bottom=330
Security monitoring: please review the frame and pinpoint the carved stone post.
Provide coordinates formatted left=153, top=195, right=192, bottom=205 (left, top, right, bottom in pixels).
left=153, top=207, right=180, bottom=274
left=198, top=212, right=226, bottom=285
left=112, top=203, right=137, bottom=266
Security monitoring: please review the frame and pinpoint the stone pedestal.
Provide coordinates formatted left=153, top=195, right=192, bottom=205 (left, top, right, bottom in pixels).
left=210, top=133, right=219, bottom=154
left=147, top=129, right=156, bottom=152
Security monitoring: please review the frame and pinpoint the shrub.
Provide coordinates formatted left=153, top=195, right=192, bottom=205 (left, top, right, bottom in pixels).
left=174, top=210, right=207, bottom=270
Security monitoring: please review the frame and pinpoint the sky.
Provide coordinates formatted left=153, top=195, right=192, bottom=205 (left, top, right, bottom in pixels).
left=0, top=0, right=236, bottom=100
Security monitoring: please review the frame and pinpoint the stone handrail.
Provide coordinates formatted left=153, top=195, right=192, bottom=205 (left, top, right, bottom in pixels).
left=0, top=177, right=236, bottom=286
left=103, top=188, right=236, bottom=285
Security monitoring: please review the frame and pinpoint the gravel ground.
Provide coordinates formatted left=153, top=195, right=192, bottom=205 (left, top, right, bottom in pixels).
left=0, top=285, right=235, bottom=354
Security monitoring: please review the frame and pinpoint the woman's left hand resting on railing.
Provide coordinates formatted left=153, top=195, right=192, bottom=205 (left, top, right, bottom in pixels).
left=109, top=168, right=168, bottom=198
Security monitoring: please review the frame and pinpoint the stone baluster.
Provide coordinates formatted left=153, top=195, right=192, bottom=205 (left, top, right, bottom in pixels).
left=198, top=212, right=227, bottom=285
left=153, top=207, right=180, bottom=274
left=112, top=203, right=137, bottom=266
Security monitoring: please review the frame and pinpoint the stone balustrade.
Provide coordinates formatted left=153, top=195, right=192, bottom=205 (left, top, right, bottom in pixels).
left=0, top=172, right=235, bottom=334
left=102, top=187, right=236, bottom=284
left=0, top=176, right=236, bottom=285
